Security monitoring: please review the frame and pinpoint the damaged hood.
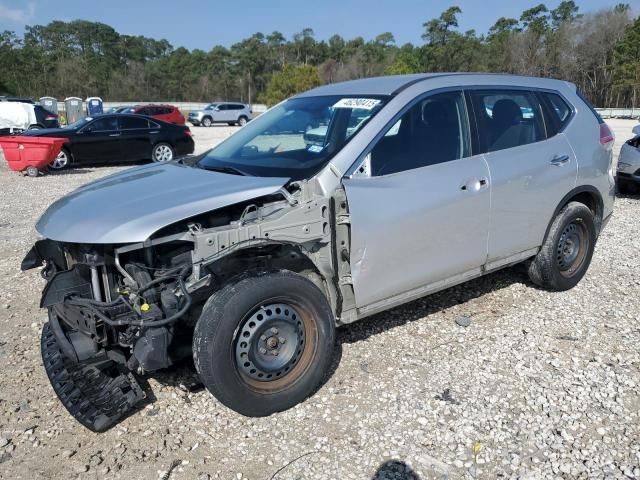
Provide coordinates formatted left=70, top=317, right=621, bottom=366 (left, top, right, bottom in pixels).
left=36, top=162, right=289, bottom=244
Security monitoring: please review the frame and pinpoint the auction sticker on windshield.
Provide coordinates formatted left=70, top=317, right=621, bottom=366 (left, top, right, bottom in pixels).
left=333, top=98, right=381, bottom=110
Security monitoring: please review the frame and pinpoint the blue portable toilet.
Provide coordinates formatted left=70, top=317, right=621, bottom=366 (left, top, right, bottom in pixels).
left=86, top=97, right=103, bottom=116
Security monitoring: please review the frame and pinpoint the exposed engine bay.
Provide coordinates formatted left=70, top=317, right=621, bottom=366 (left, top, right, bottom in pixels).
left=23, top=180, right=355, bottom=431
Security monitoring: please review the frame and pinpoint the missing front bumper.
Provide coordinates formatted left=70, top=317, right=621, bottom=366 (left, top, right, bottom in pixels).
left=41, top=322, right=146, bottom=432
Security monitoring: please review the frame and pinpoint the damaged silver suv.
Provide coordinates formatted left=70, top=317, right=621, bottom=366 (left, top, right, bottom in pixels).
left=23, top=74, right=615, bottom=431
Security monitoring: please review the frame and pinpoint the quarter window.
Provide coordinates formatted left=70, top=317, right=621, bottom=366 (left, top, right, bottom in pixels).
left=370, top=91, right=470, bottom=176
left=540, top=92, right=572, bottom=136
left=470, top=90, right=545, bottom=153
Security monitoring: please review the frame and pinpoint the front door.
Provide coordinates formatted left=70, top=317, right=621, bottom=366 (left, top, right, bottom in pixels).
left=343, top=90, right=491, bottom=308
left=468, top=89, right=578, bottom=262
left=74, top=116, right=122, bottom=163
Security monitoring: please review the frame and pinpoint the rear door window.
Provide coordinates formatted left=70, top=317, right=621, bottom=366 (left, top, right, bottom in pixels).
left=121, top=116, right=149, bottom=130
left=539, top=92, right=573, bottom=136
left=470, top=90, right=545, bottom=153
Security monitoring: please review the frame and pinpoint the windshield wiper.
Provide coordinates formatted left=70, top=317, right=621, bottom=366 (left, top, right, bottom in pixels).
left=200, top=165, right=249, bottom=176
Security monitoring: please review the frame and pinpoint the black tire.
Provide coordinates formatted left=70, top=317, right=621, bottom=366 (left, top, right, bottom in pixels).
left=151, top=142, right=174, bottom=162
left=193, top=270, right=335, bottom=416
left=202, top=116, right=213, bottom=127
left=528, top=201, right=596, bottom=291
left=48, top=147, right=71, bottom=171
left=617, top=178, right=639, bottom=195
left=227, top=122, right=235, bottom=126
left=238, top=116, right=248, bottom=126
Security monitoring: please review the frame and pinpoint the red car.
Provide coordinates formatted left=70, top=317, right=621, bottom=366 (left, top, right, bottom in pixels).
left=124, top=104, right=185, bottom=125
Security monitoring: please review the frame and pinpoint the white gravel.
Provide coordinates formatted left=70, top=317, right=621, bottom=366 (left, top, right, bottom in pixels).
left=0, top=121, right=638, bottom=479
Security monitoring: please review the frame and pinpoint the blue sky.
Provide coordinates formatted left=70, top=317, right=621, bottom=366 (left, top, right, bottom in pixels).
left=1, top=0, right=638, bottom=49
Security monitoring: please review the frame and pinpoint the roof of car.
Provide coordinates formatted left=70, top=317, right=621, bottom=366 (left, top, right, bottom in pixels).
left=295, top=73, right=573, bottom=97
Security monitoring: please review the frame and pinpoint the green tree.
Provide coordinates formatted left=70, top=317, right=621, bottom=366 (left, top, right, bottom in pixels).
left=613, top=17, right=640, bottom=109
left=262, top=64, right=321, bottom=106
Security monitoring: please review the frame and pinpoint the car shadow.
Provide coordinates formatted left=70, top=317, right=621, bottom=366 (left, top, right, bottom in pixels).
left=109, top=265, right=528, bottom=431
left=337, top=264, right=529, bottom=346
left=372, top=460, right=422, bottom=479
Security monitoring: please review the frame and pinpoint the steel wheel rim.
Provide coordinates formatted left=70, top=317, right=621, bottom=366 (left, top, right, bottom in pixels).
left=233, top=299, right=318, bottom=392
left=154, top=145, right=173, bottom=162
left=556, top=220, right=588, bottom=277
left=49, top=150, right=68, bottom=169
left=239, top=117, right=247, bottom=126
left=203, top=118, right=211, bottom=127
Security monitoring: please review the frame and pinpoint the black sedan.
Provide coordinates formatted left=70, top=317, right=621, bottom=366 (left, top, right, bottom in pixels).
left=22, top=114, right=194, bottom=170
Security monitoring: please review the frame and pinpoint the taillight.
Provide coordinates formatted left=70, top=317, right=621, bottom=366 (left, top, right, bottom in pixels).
left=45, top=115, right=58, bottom=121
left=600, top=123, right=614, bottom=147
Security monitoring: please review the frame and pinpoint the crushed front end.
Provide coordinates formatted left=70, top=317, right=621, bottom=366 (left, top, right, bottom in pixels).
left=22, top=238, right=197, bottom=431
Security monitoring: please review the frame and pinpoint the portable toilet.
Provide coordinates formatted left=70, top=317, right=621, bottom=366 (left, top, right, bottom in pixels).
left=64, top=97, right=84, bottom=124
left=39, top=96, right=58, bottom=114
left=86, top=97, right=103, bottom=116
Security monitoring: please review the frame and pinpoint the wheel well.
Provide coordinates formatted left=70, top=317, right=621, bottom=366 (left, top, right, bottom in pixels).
left=206, top=244, right=329, bottom=299
left=547, top=186, right=604, bottom=240
left=568, top=191, right=600, bottom=220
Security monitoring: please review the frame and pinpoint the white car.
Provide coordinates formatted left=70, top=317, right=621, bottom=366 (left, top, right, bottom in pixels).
left=617, top=124, right=640, bottom=194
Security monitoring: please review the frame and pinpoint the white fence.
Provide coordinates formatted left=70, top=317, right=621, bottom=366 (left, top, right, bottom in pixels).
left=595, top=108, right=639, bottom=119
left=50, top=101, right=268, bottom=114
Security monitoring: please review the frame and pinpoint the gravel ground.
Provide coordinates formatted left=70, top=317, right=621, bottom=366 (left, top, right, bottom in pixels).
left=0, top=121, right=638, bottom=479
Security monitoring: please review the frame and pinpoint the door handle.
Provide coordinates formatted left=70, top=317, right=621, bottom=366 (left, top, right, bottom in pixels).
left=460, top=177, right=489, bottom=192
left=108, top=133, right=121, bottom=137
left=550, top=154, right=570, bottom=166
left=149, top=131, right=159, bottom=134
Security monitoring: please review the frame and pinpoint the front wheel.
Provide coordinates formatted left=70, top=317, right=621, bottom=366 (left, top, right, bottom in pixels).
left=193, top=270, right=335, bottom=416
left=528, top=202, right=596, bottom=291
left=49, top=147, right=70, bottom=170
left=617, top=178, right=639, bottom=195
left=152, top=142, right=174, bottom=162
left=202, top=117, right=213, bottom=127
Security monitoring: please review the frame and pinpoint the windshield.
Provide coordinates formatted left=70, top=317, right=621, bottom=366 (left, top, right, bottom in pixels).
left=198, top=95, right=388, bottom=180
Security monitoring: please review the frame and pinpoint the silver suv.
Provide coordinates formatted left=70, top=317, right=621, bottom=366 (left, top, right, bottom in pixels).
left=23, top=74, right=615, bottom=431
left=188, top=102, right=252, bottom=127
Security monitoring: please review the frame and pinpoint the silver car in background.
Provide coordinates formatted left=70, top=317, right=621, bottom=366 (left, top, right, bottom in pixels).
left=188, top=102, right=252, bottom=127
left=617, top=124, right=640, bottom=194
left=23, top=74, right=615, bottom=431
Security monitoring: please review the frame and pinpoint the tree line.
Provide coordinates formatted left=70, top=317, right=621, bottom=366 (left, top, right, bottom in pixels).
left=0, top=2, right=638, bottom=107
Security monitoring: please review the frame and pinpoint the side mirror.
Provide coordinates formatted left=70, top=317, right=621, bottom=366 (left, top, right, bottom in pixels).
left=633, top=125, right=640, bottom=136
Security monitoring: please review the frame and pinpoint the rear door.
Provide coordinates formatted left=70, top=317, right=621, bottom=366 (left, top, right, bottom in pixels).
left=343, top=90, right=491, bottom=308
left=74, top=116, right=123, bottom=163
left=468, top=89, right=577, bottom=264
left=119, top=116, right=152, bottom=160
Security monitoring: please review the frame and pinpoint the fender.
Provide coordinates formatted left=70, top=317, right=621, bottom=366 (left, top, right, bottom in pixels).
left=542, top=185, right=604, bottom=244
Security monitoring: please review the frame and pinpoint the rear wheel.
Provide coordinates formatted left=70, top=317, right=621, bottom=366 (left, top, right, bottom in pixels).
left=202, top=116, right=213, bottom=127
left=193, top=270, right=335, bottom=416
left=152, top=142, right=174, bottom=162
left=49, top=147, right=70, bottom=171
left=528, top=202, right=596, bottom=291
left=238, top=116, right=248, bottom=126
